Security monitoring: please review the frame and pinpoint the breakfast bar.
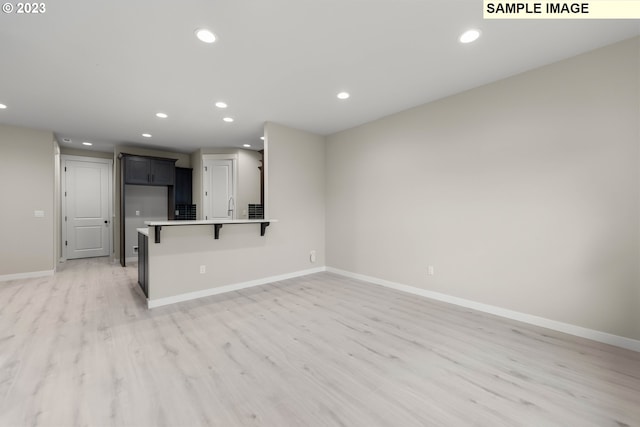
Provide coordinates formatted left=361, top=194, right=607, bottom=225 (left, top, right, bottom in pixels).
left=137, top=219, right=278, bottom=307
left=148, top=219, right=272, bottom=243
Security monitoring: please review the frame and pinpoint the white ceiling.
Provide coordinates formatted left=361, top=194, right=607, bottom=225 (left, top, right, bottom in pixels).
left=0, top=1, right=638, bottom=153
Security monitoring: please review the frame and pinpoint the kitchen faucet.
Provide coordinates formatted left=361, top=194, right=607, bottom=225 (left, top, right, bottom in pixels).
left=228, top=196, right=235, bottom=218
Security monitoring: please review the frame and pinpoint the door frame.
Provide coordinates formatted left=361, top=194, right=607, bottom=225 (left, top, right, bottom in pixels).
left=202, top=154, right=238, bottom=221
left=61, top=155, right=114, bottom=261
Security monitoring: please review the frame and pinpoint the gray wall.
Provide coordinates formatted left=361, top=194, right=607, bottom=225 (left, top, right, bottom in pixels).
left=124, top=185, right=169, bottom=259
left=148, top=122, right=326, bottom=299
left=237, top=149, right=262, bottom=219
left=0, top=124, right=55, bottom=276
left=60, top=146, right=113, bottom=159
left=191, top=149, right=203, bottom=219
left=326, top=37, right=640, bottom=340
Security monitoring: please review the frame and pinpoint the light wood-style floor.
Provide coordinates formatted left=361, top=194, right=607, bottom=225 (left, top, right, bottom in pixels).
left=0, top=258, right=639, bottom=426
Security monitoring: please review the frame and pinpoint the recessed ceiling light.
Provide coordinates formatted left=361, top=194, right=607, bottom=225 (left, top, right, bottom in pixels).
left=337, top=92, right=350, bottom=100
left=0, top=103, right=6, bottom=109
left=62, top=138, right=71, bottom=143
left=82, top=142, right=92, bottom=146
left=215, top=102, right=227, bottom=109
left=156, top=112, right=168, bottom=118
left=223, top=117, right=234, bottom=123
left=195, top=29, right=216, bottom=43
left=243, top=144, right=251, bottom=148
left=142, top=133, right=152, bottom=138
left=459, top=29, right=480, bottom=44
left=260, top=136, right=265, bottom=141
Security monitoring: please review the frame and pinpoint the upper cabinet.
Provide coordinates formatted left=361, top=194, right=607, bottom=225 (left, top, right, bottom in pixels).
left=150, top=159, right=176, bottom=186
left=123, top=155, right=177, bottom=186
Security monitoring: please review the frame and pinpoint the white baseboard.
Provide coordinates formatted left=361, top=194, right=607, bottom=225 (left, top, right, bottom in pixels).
left=148, top=266, right=327, bottom=309
left=0, top=269, right=55, bottom=283
left=326, top=267, right=640, bottom=353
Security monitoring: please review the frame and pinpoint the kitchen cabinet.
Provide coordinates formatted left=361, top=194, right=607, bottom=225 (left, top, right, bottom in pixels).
left=124, top=155, right=176, bottom=185
left=174, top=167, right=195, bottom=220
left=138, top=230, right=148, bottom=297
left=175, top=167, right=193, bottom=204
left=119, top=153, right=178, bottom=267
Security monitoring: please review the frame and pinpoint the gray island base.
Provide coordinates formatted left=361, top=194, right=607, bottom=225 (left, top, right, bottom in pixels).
left=136, top=219, right=286, bottom=308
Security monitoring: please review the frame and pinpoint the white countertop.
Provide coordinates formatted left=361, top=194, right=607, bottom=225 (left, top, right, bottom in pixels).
left=137, top=227, right=149, bottom=236
left=145, top=219, right=277, bottom=226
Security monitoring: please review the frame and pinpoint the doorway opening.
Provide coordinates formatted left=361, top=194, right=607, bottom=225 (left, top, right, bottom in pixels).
left=203, top=155, right=238, bottom=221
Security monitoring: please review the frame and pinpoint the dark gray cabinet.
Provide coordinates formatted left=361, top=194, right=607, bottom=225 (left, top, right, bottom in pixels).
left=138, top=231, right=148, bottom=297
left=174, top=167, right=195, bottom=220
left=175, top=167, right=193, bottom=205
left=120, top=153, right=178, bottom=267
left=124, top=156, right=176, bottom=185
left=151, top=159, right=175, bottom=185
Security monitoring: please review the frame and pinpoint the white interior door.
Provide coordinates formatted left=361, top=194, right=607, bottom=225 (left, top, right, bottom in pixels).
left=63, top=157, right=112, bottom=259
left=203, top=159, right=235, bottom=220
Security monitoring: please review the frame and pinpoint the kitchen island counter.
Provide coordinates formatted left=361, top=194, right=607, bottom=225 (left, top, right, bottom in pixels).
left=134, top=219, right=311, bottom=309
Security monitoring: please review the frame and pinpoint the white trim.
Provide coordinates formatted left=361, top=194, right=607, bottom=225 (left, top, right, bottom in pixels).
left=148, top=266, right=327, bottom=308
left=263, top=132, right=269, bottom=220
left=54, top=143, right=60, bottom=272
left=0, top=270, right=55, bottom=282
left=326, top=267, right=640, bottom=353
left=202, top=154, right=239, bottom=161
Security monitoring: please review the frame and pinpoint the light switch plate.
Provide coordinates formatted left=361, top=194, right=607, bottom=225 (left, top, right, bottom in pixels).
left=34, top=210, right=45, bottom=217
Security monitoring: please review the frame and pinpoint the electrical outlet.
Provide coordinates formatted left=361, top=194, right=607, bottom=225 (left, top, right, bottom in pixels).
left=310, top=250, right=317, bottom=263
left=428, top=265, right=435, bottom=276
left=135, top=210, right=140, bottom=216
left=199, top=265, right=206, bottom=274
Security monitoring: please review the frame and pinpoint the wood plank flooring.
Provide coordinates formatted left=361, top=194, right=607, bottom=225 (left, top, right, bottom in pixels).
left=0, top=257, right=639, bottom=426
